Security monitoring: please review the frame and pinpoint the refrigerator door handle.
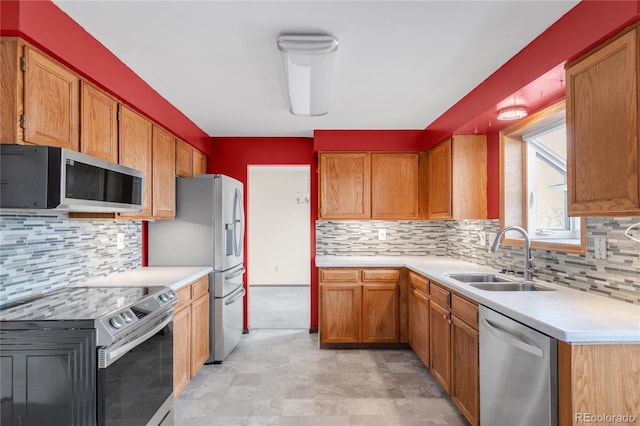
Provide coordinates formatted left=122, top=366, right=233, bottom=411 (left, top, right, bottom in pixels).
left=225, top=287, right=246, bottom=306
left=225, top=267, right=246, bottom=281
left=232, top=188, right=244, bottom=257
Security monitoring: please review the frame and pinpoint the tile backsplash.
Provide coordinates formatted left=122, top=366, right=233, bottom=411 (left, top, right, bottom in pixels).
left=316, top=217, right=640, bottom=304
left=1, top=213, right=141, bottom=306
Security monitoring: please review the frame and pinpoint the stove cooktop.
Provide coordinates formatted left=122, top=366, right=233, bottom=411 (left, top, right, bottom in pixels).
left=0, top=286, right=177, bottom=347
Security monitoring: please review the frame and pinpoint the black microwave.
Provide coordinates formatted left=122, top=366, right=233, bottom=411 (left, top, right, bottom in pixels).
left=0, top=145, right=144, bottom=212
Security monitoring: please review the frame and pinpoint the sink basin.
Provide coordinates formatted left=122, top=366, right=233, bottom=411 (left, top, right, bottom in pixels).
left=469, top=282, right=556, bottom=292
left=446, top=273, right=513, bottom=283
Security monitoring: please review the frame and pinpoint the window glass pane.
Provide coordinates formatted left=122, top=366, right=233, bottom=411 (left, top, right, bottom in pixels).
left=535, top=153, right=567, bottom=231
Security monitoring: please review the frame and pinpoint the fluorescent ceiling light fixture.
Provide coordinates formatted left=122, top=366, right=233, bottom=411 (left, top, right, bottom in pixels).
left=497, top=106, right=528, bottom=121
left=277, top=34, right=338, bottom=116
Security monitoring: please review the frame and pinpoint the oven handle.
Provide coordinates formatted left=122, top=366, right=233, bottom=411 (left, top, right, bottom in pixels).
left=99, top=312, right=173, bottom=368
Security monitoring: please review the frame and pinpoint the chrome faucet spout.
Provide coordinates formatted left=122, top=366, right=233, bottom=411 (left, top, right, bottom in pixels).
left=491, top=226, right=533, bottom=281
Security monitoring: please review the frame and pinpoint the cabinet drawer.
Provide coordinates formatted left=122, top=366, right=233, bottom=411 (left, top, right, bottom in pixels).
left=174, top=285, right=192, bottom=312
left=451, top=294, right=478, bottom=330
left=320, top=269, right=360, bottom=282
left=430, top=281, right=450, bottom=307
left=362, top=269, right=400, bottom=282
left=409, top=272, right=429, bottom=295
left=191, top=275, right=209, bottom=299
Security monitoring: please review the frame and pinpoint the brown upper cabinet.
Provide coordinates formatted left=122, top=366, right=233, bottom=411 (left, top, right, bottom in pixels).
left=118, top=105, right=153, bottom=219
left=1, top=40, right=79, bottom=150
left=371, top=152, right=421, bottom=219
left=319, top=151, right=425, bottom=220
left=193, top=149, right=207, bottom=176
left=80, top=81, right=118, bottom=163
left=566, top=24, right=640, bottom=216
left=152, top=126, right=176, bottom=219
left=319, top=152, right=371, bottom=219
left=427, top=135, right=487, bottom=219
left=176, top=139, right=193, bottom=178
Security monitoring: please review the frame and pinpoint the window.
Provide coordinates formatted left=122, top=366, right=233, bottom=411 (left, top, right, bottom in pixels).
left=500, top=101, right=586, bottom=253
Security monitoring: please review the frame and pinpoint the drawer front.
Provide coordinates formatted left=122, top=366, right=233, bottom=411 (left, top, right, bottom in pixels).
left=409, top=272, right=429, bottom=295
left=174, top=285, right=192, bottom=312
left=362, top=269, right=400, bottom=282
left=320, top=269, right=360, bottom=282
left=451, top=294, right=478, bottom=330
left=191, top=275, right=209, bottom=299
left=430, top=281, right=450, bottom=307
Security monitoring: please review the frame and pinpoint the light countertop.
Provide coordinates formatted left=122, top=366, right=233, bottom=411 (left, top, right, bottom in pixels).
left=316, top=255, right=640, bottom=343
left=79, top=266, right=212, bottom=291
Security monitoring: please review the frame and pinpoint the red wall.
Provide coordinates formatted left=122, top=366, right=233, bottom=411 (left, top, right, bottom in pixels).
left=0, top=0, right=211, bottom=154
left=209, top=137, right=317, bottom=330
left=314, top=130, right=425, bottom=151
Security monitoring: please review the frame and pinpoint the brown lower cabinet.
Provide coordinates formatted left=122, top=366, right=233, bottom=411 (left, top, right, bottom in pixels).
left=173, top=275, right=210, bottom=399
left=319, top=268, right=400, bottom=344
left=408, top=272, right=429, bottom=367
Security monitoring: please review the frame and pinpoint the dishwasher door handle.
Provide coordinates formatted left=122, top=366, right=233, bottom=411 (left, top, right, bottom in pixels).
left=481, top=318, right=544, bottom=357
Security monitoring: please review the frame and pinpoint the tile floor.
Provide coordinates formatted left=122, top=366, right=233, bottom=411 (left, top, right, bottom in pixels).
left=173, top=329, right=468, bottom=425
left=249, top=286, right=310, bottom=330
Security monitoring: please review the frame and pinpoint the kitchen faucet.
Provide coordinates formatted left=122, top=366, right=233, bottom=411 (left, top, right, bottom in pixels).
left=491, top=225, right=534, bottom=281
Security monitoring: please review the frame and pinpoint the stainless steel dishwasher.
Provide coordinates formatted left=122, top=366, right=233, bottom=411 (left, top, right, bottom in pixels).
left=479, top=305, right=558, bottom=426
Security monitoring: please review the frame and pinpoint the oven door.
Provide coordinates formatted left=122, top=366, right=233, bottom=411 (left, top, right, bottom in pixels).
left=97, top=311, right=173, bottom=426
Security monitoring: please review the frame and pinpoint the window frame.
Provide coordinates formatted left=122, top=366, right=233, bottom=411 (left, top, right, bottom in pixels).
left=499, top=100, right=587, bottom=254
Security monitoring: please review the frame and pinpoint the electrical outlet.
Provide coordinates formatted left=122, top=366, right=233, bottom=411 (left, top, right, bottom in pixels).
left=378, top=229, right=387, bottom=241
left=479, top=232, right=486, bottom=247
left=275, top=265, right=279, bottom=272
left=594, top=237, right=607, bottom=260
left=116, top=233, right=124, bottom=250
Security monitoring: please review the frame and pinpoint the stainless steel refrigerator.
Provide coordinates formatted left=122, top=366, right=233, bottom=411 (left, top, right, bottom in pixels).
left=149, top=174, right=245, bottom=363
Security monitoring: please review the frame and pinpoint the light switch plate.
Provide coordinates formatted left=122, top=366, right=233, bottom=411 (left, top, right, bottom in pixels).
left=479, top=232, right=487, bottom=247
left=378, top=229, right=387, bottom=241
left=117, top=233, right=125, bottom=250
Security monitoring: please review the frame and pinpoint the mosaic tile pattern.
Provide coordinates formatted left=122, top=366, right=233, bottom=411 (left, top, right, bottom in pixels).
left=315, top=221, right=448, bottom=256
left=316, top=217, right=640, bottom=304
left=0, top=213, right=141, bottom=305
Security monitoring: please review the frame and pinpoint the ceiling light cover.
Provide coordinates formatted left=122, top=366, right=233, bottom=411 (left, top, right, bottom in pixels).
left=497, top=106, right=528, bottom=121
left=277, top=34, right=338, bottom=116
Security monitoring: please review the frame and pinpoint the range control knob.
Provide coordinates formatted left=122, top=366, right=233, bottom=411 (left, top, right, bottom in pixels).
left=159, top=293, right=169, bottom=303
left=121, top=311, right=134, bottom=323
left=110, top=316, right=123, bottom=329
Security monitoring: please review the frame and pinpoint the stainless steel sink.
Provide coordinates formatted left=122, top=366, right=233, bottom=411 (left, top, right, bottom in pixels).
left=446, top=273, right=513, bottom=283
left=469, top=282, right=556, bottom=292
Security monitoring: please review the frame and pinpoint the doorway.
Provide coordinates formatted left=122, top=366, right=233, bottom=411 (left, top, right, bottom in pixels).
left=247, top=165, right=310, bottom=329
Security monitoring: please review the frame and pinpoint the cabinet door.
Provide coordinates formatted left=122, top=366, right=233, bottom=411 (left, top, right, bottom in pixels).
left=193, top=149, right=207, bottom=176
left=319, top=283, right=361, bottom=343
left=371, top=153, right=420, bottom=219
left=176, top=139, right=193, bottom=177
left=408, top=287, right=430, bottom=367
left=428, top=140, right=452, bottom=219
left=362, top=282, right=399, bottom=343
left=451, top=135, right=487, bottom=219
left=80, top=81, right=118, bottom=162
left=319, top=152, right=371, bottom=219
left=24, top=47, right=79, bottom=150
left=566, top=28, right=640, bottom=215
left=152, top=126, right=176, bottom=219
left=173, top=306, right=191, bottom=399
left=429, top=300, right=451, bottom=393
left=190, top=293, right=210, bottom=378
left=118, top=105, right=153, bottom=218
left=451, top=316, right=479, bottom=426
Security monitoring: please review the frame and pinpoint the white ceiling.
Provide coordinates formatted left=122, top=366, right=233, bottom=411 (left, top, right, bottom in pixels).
left=53, top=1, right=578, bottom=138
